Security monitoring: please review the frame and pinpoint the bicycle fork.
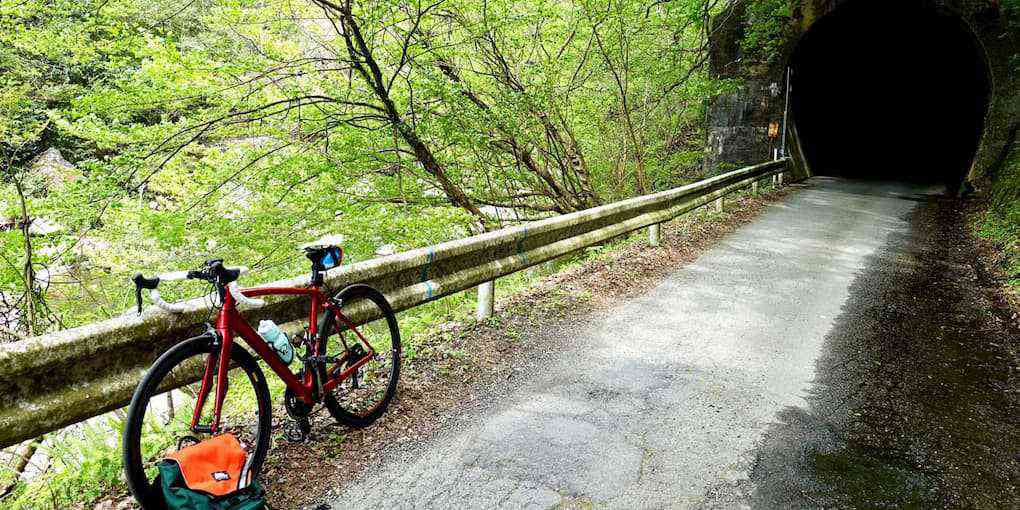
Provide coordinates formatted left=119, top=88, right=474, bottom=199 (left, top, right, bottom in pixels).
left=188, top=327, right=232, bottom=435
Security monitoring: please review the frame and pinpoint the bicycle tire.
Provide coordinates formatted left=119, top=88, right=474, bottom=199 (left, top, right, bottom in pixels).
left=318, top=284, right=401, bottom=429
left=122, top=335, right=272, bottom=509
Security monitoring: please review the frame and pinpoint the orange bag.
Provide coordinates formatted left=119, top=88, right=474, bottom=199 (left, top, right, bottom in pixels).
left=165, top=434, right=254, bottom=496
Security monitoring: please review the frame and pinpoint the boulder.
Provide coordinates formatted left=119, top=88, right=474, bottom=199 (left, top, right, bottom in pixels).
left=31, top=148, right=80, bottom=190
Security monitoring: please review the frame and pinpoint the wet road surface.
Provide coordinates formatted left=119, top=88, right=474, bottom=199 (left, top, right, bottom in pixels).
left=322, top=178, right=1018, bottom=509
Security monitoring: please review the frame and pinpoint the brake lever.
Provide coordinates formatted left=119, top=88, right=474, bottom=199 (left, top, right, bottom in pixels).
left=132, top=273, right=160, bottom=314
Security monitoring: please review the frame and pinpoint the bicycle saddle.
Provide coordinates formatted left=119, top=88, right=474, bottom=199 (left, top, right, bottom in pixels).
left=301, top=235, right=345, bottom=271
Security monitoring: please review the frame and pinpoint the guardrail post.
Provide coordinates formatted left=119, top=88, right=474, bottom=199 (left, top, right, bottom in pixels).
left=648, top=223, right=661, bottom=247
left=715, top=197, right=724, bottom=213
left=752, top=181, right=759, bottom=195
left=476, top=280, right=495, bottom=320
left=778, top=172, right=785, bottom=186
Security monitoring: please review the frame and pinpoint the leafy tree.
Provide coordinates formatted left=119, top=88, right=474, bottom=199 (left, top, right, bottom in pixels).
left=1, top=0, right=734, bottom=333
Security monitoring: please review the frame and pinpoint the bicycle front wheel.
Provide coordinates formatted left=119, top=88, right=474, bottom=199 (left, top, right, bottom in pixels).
left=318, top=284, right=401, bottom=429
left=122, top=336, right=271, bottom=509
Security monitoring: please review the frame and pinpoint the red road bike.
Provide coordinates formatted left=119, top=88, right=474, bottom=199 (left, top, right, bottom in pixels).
left=122, top=244, right=400, bottom=508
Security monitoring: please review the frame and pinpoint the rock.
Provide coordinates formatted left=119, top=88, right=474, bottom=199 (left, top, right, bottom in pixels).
left=34, top=265, right=71, bottom=286
left=374, top=244, right=397, bottom=257
left=92, top=498, right=132, bottom=510
left=479, top=204, right=522, bottom=222
left=221, top=185, right=254, bottom=220
left=31, top=148, right=81, bottom=190
left=439, top=321, right=461, bottom=333
left=213, top=136, right=275, bottom=149
left=37, top=245, right=59, bottom=257
left=76, top=237, right=111, bottom=258
left=27, top=217, right=65, bottom=236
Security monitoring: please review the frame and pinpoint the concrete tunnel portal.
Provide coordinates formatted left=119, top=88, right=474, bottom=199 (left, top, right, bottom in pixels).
left=789, top=1, right=991, bottom=192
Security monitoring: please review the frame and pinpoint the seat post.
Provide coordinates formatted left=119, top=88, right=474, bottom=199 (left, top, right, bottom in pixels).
left=307, top=251, right=326, bottom=286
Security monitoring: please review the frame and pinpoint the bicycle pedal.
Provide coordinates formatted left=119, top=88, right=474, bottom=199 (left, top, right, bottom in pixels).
left=284, top=419, right=311, bottom=443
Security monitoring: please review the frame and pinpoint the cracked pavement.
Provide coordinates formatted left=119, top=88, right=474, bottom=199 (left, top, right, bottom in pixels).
left=322, top=178, right=943, bottom=509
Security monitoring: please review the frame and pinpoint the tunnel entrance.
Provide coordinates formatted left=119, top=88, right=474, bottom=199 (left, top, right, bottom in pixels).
left=790, top=1, right=990, bottom=189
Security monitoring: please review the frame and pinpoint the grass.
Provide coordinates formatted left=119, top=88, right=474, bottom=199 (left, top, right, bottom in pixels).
left=976, top=202, right=1020, bottom=288
left=811, top=449, right=933, bottom=508
left=974, top=141, right=1020, bottom=295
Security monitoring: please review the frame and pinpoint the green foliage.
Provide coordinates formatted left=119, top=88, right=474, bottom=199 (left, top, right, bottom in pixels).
left=741, top=0, right=794, bottom=70
left=3, top=415, right=127, bottom=509
left=977, top=205, right=1020, bottom=289
left=0, top=0, right=733, bottom=334
left=977, top=141, right=1020, bottom=291
left=1004, top=0, right=1020, bottom=26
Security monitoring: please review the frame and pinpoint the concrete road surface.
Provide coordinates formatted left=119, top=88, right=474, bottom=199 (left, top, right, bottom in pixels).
left=323, top=178, right=948, bottom=509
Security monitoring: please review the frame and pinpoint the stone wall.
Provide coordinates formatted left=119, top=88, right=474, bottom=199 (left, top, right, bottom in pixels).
left=704, top=2, right=794, bottom=174
left=705, top=0, right=1018, bottom=192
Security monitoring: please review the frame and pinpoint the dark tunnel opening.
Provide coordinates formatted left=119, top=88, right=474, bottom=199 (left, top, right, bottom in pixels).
left=790, top=1, right=991, bottom=190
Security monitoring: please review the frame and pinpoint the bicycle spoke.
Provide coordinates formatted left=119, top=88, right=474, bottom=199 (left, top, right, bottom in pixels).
left=319, top=285, right=400, bottom=427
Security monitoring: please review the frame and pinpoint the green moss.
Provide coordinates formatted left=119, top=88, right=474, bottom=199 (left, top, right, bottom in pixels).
left=740, top=0, right=796, bottom=71
left=992, top=139, right=1020, bottom=208
left=811, top=449, right=934, bottom=508
left=977, top=140, right=1020, bottom=293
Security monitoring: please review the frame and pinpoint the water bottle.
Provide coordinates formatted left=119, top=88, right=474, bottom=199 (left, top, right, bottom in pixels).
left=258, top=320, right=294, bottom=364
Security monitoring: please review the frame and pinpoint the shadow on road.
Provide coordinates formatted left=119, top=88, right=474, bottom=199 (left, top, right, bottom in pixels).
left=747, top=197, right=1019, bottom=508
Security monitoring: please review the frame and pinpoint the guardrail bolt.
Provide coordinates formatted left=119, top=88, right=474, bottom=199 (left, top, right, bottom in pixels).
left=715, top=197, right=724, bottom=213
left=648, top=224, right=661, bottom=247
left=476, top=280, right=495, bottom=321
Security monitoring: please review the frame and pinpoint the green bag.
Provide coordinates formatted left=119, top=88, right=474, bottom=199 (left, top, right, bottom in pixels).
left=157, top=460, right=267, bottom=510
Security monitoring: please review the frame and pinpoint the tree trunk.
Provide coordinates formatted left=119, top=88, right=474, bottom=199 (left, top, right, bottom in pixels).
left=14, top=180, right=35, bottom=337
left=433, top=58, right=578, bottom=212
left=591, top=13, right=647, bottom=195
left=326, top=0, right=488, bottom=224
left=0, top=439, right=41, bottom=498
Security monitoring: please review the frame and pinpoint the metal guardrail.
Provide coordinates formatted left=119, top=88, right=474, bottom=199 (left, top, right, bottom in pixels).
left=0, top=159, right=788, bottom=448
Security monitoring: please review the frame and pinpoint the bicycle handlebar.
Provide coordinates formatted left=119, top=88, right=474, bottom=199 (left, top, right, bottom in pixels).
left=149, top=288, right=187, bottom=313
left=133, top=262, right=265, bottom=314
left=158, top=270, right=190, bottom=281
left=227, top=281, right=266, bottom=308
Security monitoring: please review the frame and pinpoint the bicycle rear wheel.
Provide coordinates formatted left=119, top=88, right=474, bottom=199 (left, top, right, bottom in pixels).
left=318, top=284, right=401, bottom=429
left=122, top=336, right=271, bottom=509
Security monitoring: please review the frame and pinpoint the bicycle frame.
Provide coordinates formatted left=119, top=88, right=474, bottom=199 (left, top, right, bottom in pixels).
left=190, top=283, right=376, bottom=433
